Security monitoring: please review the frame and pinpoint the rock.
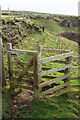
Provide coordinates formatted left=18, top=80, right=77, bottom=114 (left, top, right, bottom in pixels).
left=11, top=39, right=18, bottom=44
left=2, top=19, right=6, bottom=25
left=60, top=18, right=78, bottom=27
left=20, top=21, right=27, bottom=27
left=6, top=20, right=16, bottom=25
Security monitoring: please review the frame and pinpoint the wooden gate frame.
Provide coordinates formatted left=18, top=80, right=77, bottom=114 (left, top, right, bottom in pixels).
left=6, top=43, right=80, bottom=98
left=35, top=44, right=73, bottom=98
left=6, top=43, right=38, bottom=97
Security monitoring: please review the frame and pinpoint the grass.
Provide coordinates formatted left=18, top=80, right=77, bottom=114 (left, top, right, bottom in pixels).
left=2, top=13, right=79, bottom=119
left=13, top=94, right=80, bottom=119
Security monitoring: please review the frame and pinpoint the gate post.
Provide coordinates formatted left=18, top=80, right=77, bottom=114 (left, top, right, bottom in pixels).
left=7, top=43, right=13, bottom=89
left=64, top=55, right=73, bottom=93
left=33, top=43, right=42, bottom=98
left=2, top=42, right=6, bottom=86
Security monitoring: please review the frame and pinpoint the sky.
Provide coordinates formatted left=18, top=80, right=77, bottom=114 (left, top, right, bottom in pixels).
left=0, top=0, right=80, bottom=16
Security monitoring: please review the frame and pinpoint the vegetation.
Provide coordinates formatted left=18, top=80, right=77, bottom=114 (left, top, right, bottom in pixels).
left=2, top=11, right=79, bottom=119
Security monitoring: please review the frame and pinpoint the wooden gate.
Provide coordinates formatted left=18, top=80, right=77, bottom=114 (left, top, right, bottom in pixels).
left=5, top=43, right=77, bottom=98
left=36, top=46, right=73, bottom=98
left=5, top=43, right=39, bottom=97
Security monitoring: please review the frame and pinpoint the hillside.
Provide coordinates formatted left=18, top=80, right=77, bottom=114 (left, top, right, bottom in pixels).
left=2, top=13, right=78, bottom=54
left=2, top=12, right=80, bottom=119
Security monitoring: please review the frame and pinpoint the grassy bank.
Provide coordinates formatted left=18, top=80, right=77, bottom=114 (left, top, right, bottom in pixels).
left=2, top=12, right=79, bottom=119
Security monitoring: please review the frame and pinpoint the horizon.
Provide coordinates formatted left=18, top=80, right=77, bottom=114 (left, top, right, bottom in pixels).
left=0, top=0, right=79, bottom=16
left=1, top=9, right=77, bottom=17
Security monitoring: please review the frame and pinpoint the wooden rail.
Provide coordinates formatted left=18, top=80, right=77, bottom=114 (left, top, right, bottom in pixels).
left=40, top=82, right=70, bottom=96
left=41, top=52, right=73, bottom=64
left=38, top=74, right=71, bottom=89
left=42, top=48, right=70, bottom=53
left=39, top=64, right=72, bottom=77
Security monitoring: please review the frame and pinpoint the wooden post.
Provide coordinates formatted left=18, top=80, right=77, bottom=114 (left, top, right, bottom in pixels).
left=8, top=7, right=10, bottom=19
left=14, top=9, right=16, bottom=19
left=2, top=43, right=6, bottom=86
left=35, top=43, right=42, bottom=84
left=33, top=52, right=38, bottom=98
left=7, top=43, right=13, bottom=89
left=64, top=56, right=72, bottom=93
left=0, top=5, right=2, bottom=120
left=0, top=5, right=2, bottom=89
left=0, top=36, right=2, bottom=90
left=33, top=43, right=42, bottom=98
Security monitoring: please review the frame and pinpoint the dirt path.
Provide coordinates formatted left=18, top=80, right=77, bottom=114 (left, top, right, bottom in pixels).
left=9, top=89, right=34, bottom=118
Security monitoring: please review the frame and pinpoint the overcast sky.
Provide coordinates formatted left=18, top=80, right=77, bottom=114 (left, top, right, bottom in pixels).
left=0, top=0, right=80, bottom=16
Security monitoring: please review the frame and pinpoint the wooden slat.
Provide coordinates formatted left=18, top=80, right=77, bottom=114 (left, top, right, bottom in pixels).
left=42, top=68, right=66, bottom=73
left=43, top=87, right=69, bottom=98
left=54, top=87, right=69, bottom=97
left=70, top=91, right=80, bottom=94
left=9, top=49, right=37, bottom=56
left=40, top=82, right=70, bottom=96
left=39, top=64, right=72, bottom=77
left=13, top=77, right=33, bottom=83
left=13, top=54, right=22, bottom=62
left=12, top=61, right=28, bottom=66
left=72, top=56, right=80, bottom=61
left=42, top=67, right=51, bottom=70
left=38, top=74, right=71, bottom=89
left=70, top=76, right=80, bottom=80
left=13, top=69, right=33, bottom=76
left=71, top=67, right=79, bottom=71
left=17, top=85, right=33, bottom=90
left=41, top=52, right=73, bottom=64
left=42, top=48, right=70, bottom=53
left=16, top=59, right=33, bottom=82
left=52, top=60, right=66, bottom=64
left=71, top=84, right=80, bottom=87
left=13, top=54, right=24, bottom=69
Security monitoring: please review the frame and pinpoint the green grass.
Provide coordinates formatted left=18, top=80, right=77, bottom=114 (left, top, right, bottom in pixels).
left=2, top=13, right=79, bottom=119
left=13, top=95, right=79, bottom=119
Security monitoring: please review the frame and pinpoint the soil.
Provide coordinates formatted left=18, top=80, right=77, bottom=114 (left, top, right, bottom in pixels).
left=9, top=89, right=34, bottom=118
left=7, top=82, right=60, bottom=118
left=57, top=32, right=80, bottom=45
